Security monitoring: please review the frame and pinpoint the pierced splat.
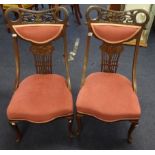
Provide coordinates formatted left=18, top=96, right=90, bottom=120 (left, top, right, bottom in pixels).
left=100, top=43, right=123, bottom=73
left=30, top=43, right=54, bottom=74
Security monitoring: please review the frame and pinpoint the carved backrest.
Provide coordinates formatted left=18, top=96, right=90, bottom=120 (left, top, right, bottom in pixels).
left=86, top=6, right=149, bottom=72
left=81, top=6, right=149, bottom=91
left=5, top=7, right=71, bottom=89
left=86, top=6, right=149, bottom=26
left=30, top=44, right=54, bottom=74
left=85, top=6, right=149, bottom=73
left=5, top=7, right=68, bottom=26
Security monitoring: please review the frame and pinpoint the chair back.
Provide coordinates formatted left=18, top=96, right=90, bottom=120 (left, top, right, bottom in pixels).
left=81, top=6, right=149, bottom=92
left=5, top=7, right=71, bottom=90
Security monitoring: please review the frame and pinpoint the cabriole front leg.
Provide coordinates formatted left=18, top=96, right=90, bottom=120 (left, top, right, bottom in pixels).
left=76, top=113, right=83, bottom=136
left=66, top=115, right=74, bottom=138
left=127, top=120, right=138, bottom=144
left=9, top=121, right=22, bottom=142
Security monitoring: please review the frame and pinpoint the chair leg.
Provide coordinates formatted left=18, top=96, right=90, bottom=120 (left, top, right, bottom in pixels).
left=127, top=120, right=138, bottom=144
left=9, top=121, right=22, bottom=142
left=76, top=113, right=82, bottom=136
left=76, top=4, right=82, bottom=18
left=70, top=5, right=74, bottom=14
left=7, top=26, right=11, bottom=33
left=73, top=5, right=81, bottom=25
left=67, top=116, right=74, bottom=138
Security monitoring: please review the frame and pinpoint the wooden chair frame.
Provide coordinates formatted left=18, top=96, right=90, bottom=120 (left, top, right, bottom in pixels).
left=76, top=5, right=149, bottom=143
left=5, top=7, right=73, bottom=142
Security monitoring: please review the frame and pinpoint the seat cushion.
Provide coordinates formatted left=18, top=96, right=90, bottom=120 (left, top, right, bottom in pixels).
left=76, top=72, right=141, bottom=122
left=91, top=23, right=141, bottom=44
left=13, top=24, right=63, bottom=44
left=7, top=74, right=73, bottom=123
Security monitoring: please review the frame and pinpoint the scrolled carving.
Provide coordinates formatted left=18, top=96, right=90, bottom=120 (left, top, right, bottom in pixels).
left=86, top=6, right=149, bottom=27
left=100, top=43, right=123, bottom=73
left=30, top=44, right=54, bottom=74
left=5, top=7, right=68, bottom=27
left=30, top=44, right=54, bottom=55
left=100, top=43, right=123, bottom=54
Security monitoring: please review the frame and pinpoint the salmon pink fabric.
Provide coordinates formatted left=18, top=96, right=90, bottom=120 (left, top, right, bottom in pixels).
left=91, top=23, right=141, bottom=44
left=76, top=72, right=141, bottom=122
left=13, top=24, right=63, bottom=44
left=7, top=74, right=73, bottom=123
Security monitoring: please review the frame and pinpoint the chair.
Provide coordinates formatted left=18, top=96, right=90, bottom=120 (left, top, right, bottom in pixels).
left=5, top=7, right=73, bottom=142
left=76, top=6, right=149, bottom=143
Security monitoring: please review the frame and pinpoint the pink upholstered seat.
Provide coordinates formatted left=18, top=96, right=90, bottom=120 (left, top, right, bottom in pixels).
left=76, top=72, right=141, bottom=122
left=13, top=24, right=63, bottom=44
left=7, top=74, right=73, bottom=123
left=91, top=23, right=141, bottom=44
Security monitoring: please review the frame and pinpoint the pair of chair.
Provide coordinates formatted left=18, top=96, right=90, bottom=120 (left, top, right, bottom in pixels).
left=4, top=6, right=149, bottom=143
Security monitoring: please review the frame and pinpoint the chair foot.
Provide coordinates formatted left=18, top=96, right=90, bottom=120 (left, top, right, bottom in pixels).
left=67, top=116, right=74, bottom=138
left=127, top=120, right=138, bottom=144
left=76, top=113, right=82, bottom=136
left=9, top=122, right=22, bottom=142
